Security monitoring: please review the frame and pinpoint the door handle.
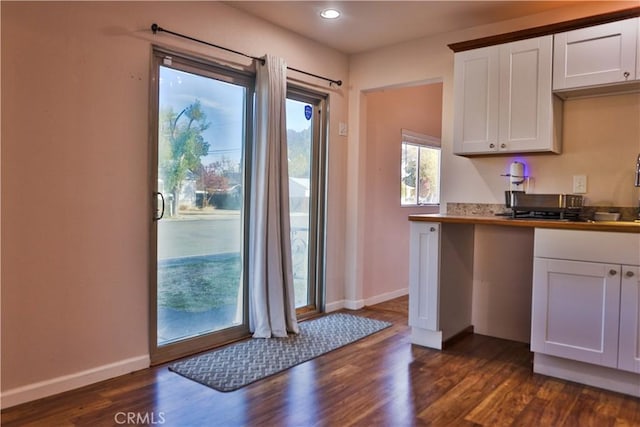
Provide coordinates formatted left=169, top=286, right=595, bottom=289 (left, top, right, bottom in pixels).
left=154, top=192, right=165, bottom=221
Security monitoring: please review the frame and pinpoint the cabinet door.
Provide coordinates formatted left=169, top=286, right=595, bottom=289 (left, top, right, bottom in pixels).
left=499, top=35, right=554, bottom=152
left=453, top=46, right=499, bottom=154
left=619, top=266, right=640, bottom=373
left=408, top=222, right=440, bottom=331
left=531, top=258, right=621, bottom=368
left=553, top=18, right=638, bottom=90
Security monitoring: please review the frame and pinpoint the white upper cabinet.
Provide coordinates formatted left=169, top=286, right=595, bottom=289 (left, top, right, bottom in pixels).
left=553, top=18, right=639, bottom=91
left=453, top=46, right=499, bottom=154
left=453, top=35, right=559, bottom=155
left=499, top=37, right=558, bottom=153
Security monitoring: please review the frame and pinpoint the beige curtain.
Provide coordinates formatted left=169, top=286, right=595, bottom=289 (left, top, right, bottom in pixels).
left=248, top=54, right=299, bottom=338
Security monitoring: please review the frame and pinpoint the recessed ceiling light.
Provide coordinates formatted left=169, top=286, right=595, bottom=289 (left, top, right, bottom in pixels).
left=320, top=8, right=341, bottom=19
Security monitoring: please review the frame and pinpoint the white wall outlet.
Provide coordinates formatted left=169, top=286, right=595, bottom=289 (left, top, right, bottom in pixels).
left=339, top=122, right=348, bottom=136
left=573, top=175, right=587, bottom=194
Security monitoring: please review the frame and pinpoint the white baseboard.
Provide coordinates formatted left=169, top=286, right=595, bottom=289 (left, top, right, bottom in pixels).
left=343, top=299, right=365, bottom=310
left=324, top=299, right=364, bottom=311
left=325, top=288, right=408, bottom=313
left=1, top=354, right=150, bottom=409
left=364, top=288, right=408, bottom=307
left=324, top=300, right=345, bottom=312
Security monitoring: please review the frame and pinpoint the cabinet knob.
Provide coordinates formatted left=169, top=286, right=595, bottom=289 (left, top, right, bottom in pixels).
left=609, top=269, right=618, bottom=276
left=623, top=71, right=630, bottom=80
left=625, top=271, right=635, bottom=278
left=489, top=143, right=495, bottom=149
left=500, top=143, right=506, bottom=149
left=430, top=227, right=436, bottom=232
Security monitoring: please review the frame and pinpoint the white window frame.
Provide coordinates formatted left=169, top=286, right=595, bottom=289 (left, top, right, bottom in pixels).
left=401, top=129, right=441, bottom=207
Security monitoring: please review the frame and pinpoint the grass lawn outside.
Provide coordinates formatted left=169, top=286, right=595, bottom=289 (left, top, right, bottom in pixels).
left=158, top=253, right=242, bottom=312
left=158, top=252, right=308, bottom=313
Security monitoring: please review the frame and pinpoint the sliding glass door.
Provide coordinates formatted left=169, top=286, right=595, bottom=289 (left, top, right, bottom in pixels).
left=150, top=49, right=328, bottom=363
left=150, top=48, right=253, bottom=364
left=286, top=88, right=327, bottom=316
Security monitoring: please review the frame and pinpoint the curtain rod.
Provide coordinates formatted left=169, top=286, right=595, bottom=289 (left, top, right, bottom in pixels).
left=151, top=23, right=343, bottom=87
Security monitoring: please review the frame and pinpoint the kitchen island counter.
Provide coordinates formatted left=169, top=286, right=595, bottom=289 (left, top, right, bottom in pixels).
left=409, top=213, right=640, bottom=233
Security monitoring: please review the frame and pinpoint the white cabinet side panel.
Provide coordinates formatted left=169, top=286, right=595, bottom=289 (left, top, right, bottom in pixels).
left=619, top=266, right=640, bottom=373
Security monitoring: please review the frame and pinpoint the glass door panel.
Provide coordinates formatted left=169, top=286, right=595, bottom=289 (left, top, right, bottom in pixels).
left=151, top=50, right=251, bottom=363
left=286, top=98, right=313, bottom=308
left=285, top=90, right=326, bottom=314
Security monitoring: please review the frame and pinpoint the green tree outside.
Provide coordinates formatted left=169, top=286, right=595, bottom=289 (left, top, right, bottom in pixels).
left=287, top=127, right=312, bottom=178
left=159, top=100, right=210, bottom=215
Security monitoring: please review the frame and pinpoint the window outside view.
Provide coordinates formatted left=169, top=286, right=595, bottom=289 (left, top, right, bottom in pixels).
left=401, top=142, right=441, bottom=206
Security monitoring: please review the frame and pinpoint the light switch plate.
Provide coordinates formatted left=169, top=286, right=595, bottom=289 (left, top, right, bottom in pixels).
left=573, top=175, right=587, bottom=194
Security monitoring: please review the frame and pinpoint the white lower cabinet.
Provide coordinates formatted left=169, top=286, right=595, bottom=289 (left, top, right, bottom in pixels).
left=408, top=222, right=440, bottom=332
left=532, top=229, right=640, bottom=396
left=532, top=258, right=622, bottom=368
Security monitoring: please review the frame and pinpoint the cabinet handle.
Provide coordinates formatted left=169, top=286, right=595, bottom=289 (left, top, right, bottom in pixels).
left=625, top=271, right=635, bottom=278
left=430, top=227, right=436, bottom=232
left=489, top=143, right=495, bottom=149
left=623, top=71, right=630, bottom=80
left=609, top=269, right=618, bottom=276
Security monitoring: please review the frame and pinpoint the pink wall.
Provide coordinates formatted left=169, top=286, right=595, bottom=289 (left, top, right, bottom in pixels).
left=363, top=84, right=443, bottom=301
left=1, top=1, right=349, bottom=405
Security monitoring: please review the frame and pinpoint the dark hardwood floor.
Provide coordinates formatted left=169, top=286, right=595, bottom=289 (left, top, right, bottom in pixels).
left=3, top=296, right=640, bottom=426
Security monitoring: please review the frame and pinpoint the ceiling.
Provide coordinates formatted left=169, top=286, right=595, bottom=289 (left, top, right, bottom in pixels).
left=226, top=1, right=583, bottom=54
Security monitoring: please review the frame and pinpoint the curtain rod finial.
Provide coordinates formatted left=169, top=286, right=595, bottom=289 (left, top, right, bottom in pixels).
left=151, top=23, right=159, bottom=34
left=336, top=80, right=343, bottom=87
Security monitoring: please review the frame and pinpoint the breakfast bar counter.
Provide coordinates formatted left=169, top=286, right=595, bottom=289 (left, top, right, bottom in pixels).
left=408, top=213, right=640, bottom=233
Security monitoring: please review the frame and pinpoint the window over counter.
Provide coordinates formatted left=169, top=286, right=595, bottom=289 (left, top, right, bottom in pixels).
left=401, top=129, right=440, bottom=206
